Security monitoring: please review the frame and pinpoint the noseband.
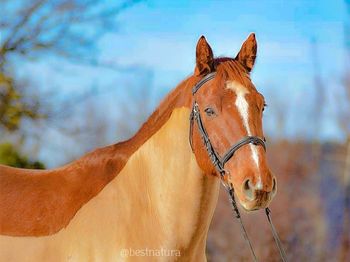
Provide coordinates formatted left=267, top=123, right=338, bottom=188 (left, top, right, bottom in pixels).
left=189, top=72, right=266, bottom=178
left=189, top=72, right=287, bottom=262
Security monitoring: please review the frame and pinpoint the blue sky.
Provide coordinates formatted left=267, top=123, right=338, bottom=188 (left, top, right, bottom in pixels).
left=101, top=0, right=346, bottom=80
left=99, top=0, right=348, bottom=138
left=15, top=0, right=348, bottom=166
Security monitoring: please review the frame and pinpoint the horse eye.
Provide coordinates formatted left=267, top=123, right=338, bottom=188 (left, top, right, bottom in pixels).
left=204, top=107, right=216, bottom=116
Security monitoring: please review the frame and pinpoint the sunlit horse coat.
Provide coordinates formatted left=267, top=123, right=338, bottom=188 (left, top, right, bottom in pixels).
left=0, top=34, right=276, bottom=261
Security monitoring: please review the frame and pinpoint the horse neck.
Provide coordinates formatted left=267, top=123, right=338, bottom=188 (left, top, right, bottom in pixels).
left=109, top=106, right=220, bottom=250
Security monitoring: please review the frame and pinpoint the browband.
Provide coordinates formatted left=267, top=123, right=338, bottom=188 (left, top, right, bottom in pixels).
left=192, top=72, right=217, bottom=95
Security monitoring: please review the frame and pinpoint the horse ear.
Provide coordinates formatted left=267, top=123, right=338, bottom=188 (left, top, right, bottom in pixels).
left=194, top=36, right=214, bottom=76
left=236, top=33, right=257, bottom=72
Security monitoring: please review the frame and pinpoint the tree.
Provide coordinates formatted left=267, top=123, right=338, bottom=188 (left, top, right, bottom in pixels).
left=0, top=142, right=45, bottom=169
left=0, top=0, right=142, bottom=132
left=338, top=1, right=350, bottom=260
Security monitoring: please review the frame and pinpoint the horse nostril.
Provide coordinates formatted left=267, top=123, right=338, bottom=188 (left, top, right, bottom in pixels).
left=272, top=177, right=277, bottom=194
left=243, top=179, right=250, bottom=190
left=242, top=179, right=254, bottom=200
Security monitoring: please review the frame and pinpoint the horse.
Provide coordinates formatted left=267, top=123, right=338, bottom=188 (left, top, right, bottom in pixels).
left=0, top=33, right=276, bottom=261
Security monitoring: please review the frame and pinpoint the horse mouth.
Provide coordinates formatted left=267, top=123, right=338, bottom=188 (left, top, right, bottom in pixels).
left=239, top=191, right=273, bottom=211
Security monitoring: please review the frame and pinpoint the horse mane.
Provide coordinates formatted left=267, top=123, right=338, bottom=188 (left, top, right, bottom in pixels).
left=214, top=57, right=253, bottom=88
left=0, top=74, right=197, bottom=236
left=74, top=58, right=250, bottom=176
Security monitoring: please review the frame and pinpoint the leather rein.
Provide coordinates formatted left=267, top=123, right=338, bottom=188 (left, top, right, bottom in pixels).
left=189, top=72, right=287, bottom=262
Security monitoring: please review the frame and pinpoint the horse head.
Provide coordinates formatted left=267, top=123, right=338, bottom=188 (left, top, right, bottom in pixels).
left=190, top=34, right=276, bottom=211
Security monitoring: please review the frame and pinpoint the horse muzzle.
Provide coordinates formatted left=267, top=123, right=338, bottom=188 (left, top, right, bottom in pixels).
left=240, top=177, right=277, bottom=211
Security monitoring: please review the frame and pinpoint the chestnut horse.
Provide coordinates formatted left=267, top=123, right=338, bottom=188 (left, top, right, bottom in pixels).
left=0, top=34, right=276, bottom=261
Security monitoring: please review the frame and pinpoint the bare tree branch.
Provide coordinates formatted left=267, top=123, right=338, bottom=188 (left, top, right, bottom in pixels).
left=0, top=0, right=143, bottom=131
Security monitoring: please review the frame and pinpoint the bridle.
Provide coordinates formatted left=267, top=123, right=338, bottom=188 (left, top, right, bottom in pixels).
left=189, top=72, right=287, bottom=262
left=189, top=72, right=266, bottom=177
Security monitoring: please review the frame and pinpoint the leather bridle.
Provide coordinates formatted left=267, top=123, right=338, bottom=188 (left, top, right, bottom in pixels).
left=189, top=72, right=287, bottom=262
left=189, top=72, right=266, bottom=177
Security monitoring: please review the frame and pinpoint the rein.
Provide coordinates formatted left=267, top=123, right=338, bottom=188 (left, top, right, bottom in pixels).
left=189, top=72, right=287, bottom=262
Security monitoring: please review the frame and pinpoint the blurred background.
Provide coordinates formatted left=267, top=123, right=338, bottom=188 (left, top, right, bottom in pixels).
left=0, top=0, right=349, bottom=260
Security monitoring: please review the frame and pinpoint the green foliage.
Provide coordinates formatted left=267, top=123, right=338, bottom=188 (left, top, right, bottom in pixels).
left=0, top=142, right=45, bottom=169
left=0, top=72, right=42, bottom=131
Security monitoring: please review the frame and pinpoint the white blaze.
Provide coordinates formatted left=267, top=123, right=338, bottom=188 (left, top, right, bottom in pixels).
left=226, top=81, right=260, bottom=174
